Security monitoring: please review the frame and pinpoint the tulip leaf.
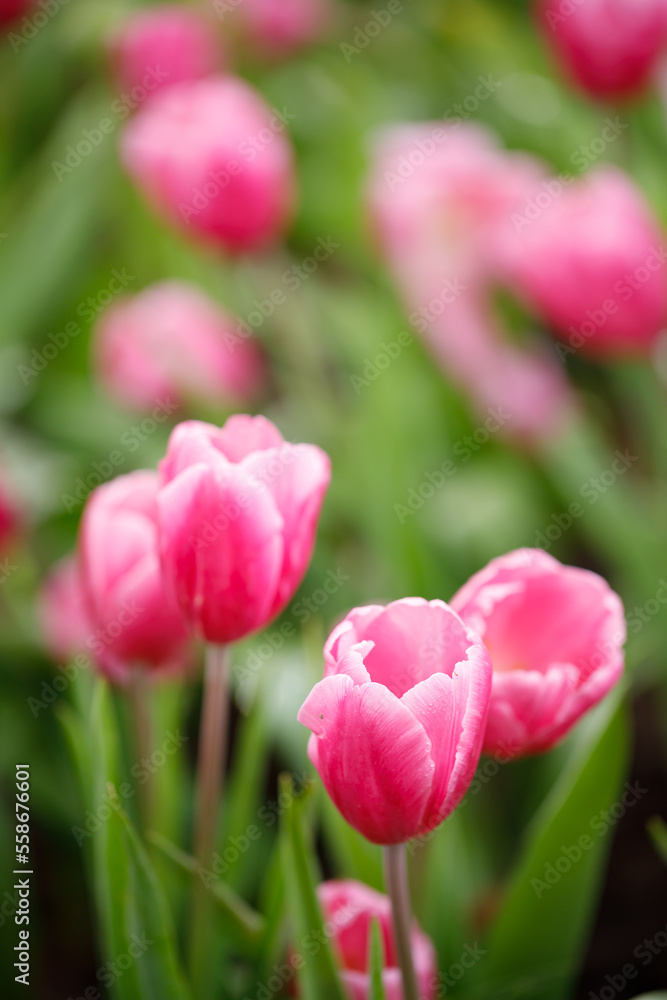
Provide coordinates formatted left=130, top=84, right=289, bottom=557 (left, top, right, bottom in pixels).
left=89, top=680, right=192, bottom=1000
left=368, top=918, right=388, bottom=1000
left=476, top=691, right=629, bottom=1000
left=279, top=773, right=347, bottom=1000
left=647, top=816, right=667, bottom=867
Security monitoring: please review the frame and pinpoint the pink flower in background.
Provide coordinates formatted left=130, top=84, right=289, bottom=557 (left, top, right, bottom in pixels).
left=298, top=599, right=492, bottom=845
left=368, top=122, right=572, bottom=442
left=157, top=415, right=330, bottom=643
left=497, top=166, right=667, bottom=357
left=38, top=556, right=92, bottom=663
left=0, top=0, right=32, bottom=25
left=0, top=470, right=19, bottom=552
left=93, top=281, right=265, bottom=412
left=318, top=880, right=437, bottom=1000
left=120, top=75, right=296, bottom=253
left=79, top=471, right=191, bottom=681
left=451, top=549, right=625, bottom=757
left=109, top=4, right=223, bottom=100
left=232, top=0, right=334, bottom=58
left=538, top=0, right=667, bottom=100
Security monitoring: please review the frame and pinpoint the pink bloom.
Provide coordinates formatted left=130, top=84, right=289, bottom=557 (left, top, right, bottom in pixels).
left=0, top=0, right=32, bottom=25
left=298, top=599, right=492, bottom=845
left=318, top=880, right=437, bottom=1000
left=109, top=4, right=223, bottom=101
left=157, top=415, right=330, bottom=644
left=120, top=75, right=296, bottom=254
left=79, top=471, right=191, bottom=681
left=451, top=549, right=625, bottom=757
left=93, top=281, right=265, bottom=411
left=39, top=556, right=92, bottom=663
left=538, top=0, right=667, bottom=100
left=497, top=167, right=667, bottom=357
left=233, top=0, right=334, bottom=58
left=368, top=122, right=572, bottom=442
left=0, top=470, right=19, bottom=552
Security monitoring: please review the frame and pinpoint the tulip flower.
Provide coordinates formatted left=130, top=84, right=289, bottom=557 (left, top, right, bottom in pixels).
left=298, top=598, right=492, bottom=846
left=157, top=415, right=331, bottom=644
left=109, top=4, right=223, bottom=101
left=317, top=880, right=437, bottom=1000
left=93, top=281, right=265, bottom=412
left=230, top=0, right=334, bottom=58
left=368, top=122, right=572, bottom=441
left=39, top=556, right=92, bottom=664
left=496, top=166, right=667, bottom=358
left=79, top=470, right=191, bottom=682
left=538, top=0, right=667, bottom=101
left=451, top=549, right=625, bottom=757
left=120, top=75, right=296, bottom=253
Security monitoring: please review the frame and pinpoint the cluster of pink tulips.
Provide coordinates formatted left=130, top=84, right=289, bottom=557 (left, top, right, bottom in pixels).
left=40, top=400, right=625, bottom=998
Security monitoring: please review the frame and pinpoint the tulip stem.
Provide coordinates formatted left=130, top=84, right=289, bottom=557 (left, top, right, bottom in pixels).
left=128, top=667, right=154, bottom=832
left=189, top=644, right=230, bottom=991
left=383, top=844, right=420, bottom=1000
left=194, top=643, right=230, bottom=867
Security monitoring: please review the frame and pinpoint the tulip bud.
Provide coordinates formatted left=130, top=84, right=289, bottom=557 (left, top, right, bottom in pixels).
left=298, top=599, right=492, bottom=845
left=79, top=471, right=191, bottom=681
left=120, top=75, right=296, bottom=253
left=109, top=4, right=223, bottom=101
left=39, top=556, right=92, bottom=664
left=93, top=280, right=265, bottom=412
left=539, top=0, right=667, bottom=101
left=317, top=879, right=437, bottom=1000
left=497, top=166, right=667, bottom=357
left=157, top=415, right=331, bottom=643
left=228, top=0, right=335, bottom=59
left=451, top=548, right=626, bottom=757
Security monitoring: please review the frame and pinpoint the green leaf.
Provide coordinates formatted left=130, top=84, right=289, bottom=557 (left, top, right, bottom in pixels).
left=477, top=692, right=630, bottom=1000
left=647, top=816, right=667, bottom=867
left=279, top=773, right=347, bottom=1000
left=89, top=680, right=191, bottom=1000
left=368, top=918, right=387, bottom=1000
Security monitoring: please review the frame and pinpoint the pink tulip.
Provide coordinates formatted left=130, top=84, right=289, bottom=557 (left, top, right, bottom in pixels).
left=538, top=0, right=667, bottom=100
left=79, top=470, right=191, bottom=681
left=231, top=0, right=334, bottom=58
left=368, top=122, right=572, bottom=441
left=298, top=599, right=492, bottom=845
left=451, top=549, right=625, bottom=757
left=317, top=880, right=437, bottom=1000
left=497, top=166, right=667, bottom=357
left=109, top=5, right=223, bottom=101
left=120, top=75, right=296, bottom=254
left=157, top=415, right=330, bottom=644
left=93, top=281, right=265, bottom=411
left=39, top=556, right=92, bottom=663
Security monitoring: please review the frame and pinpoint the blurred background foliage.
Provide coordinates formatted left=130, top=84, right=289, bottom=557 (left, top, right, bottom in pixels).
left=0, top=0, right=666, bottom=998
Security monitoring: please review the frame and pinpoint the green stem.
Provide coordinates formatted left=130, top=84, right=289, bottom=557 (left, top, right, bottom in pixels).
left=128, top=667, right=154, bottom=832
left=383, top=844, right=419, bottom=1000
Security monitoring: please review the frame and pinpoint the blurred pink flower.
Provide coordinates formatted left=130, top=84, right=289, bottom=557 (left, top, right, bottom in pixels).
left=451, top=548, right=625, bottom=757
left=496, top=166, right=667, bottom=357
left=298, top=598, right=492, bottom=845
left=93, top=280, right=265, bottom=412
left=538, top=0, right=667, bottom=100
left=38, top=556, right=92, bottom=664
left=231, top=0, right=334, bottom=58
left=79, top=470, right=191, bottom=681
left=157, top=415, right=330, bottom=643
left=0, top=0, right=32, bottom=25
left=0, top=470, right=19, bottom=552
left=318, top=879, right=437, bottom=1000
left=121, top=75, right=296, bottom=254
left=368, top=122, right=572, bottom=442
left=109, top=4, right=223, bottom=100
